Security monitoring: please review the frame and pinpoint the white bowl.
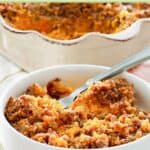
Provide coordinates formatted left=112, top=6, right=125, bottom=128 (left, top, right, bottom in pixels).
left=0, top=65, right=150, bottom=150
left=0, top=16, right=150, bottom=71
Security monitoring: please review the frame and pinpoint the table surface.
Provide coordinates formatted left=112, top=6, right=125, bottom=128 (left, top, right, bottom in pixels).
left=0, top=55, right=149, bottom=84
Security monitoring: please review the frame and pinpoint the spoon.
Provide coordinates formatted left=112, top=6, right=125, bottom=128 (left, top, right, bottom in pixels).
left=59, top=47, right=150, bottom=108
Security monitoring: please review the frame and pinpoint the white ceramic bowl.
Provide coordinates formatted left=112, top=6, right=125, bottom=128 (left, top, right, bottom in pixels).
left=0, top=65, right=150, bottom=150
left=0, top=16, right=150, bottom=71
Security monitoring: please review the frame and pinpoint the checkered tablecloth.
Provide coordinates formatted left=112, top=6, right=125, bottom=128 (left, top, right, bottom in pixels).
left=0, top=54, right=149, bottom=150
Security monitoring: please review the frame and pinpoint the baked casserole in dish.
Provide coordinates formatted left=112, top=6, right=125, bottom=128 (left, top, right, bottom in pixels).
left=0, top=3, right=150, bottom=40
left=0, top=3, right=149, bottom=71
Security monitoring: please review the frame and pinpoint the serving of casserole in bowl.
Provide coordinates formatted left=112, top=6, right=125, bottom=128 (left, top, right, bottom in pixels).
left=0, top=65, right=150, bottom=150
left=0, top=3, right=149, bottom=71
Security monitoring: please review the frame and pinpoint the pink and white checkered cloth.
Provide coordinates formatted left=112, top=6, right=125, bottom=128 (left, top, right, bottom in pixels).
left=129, top=60, right=150, bottom=83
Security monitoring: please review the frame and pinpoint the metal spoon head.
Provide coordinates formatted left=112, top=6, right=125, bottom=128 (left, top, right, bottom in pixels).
left=59, top=95, right=74, bottom=108
left=59, top=84, right=88, bottom=108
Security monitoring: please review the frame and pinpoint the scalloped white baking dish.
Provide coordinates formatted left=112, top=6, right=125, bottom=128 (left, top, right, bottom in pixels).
left=0, top=16, right=150, bottom=71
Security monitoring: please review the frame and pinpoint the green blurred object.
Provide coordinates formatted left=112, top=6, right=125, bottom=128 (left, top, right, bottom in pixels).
left=0, top=0, right=149, bottom=2
left=0, top=143, right=4, bottom=150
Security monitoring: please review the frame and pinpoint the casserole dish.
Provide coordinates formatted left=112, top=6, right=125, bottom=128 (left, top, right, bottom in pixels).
left=0, top=3, right=150, bottom=71
left=0, top=65, right=150, bottom=150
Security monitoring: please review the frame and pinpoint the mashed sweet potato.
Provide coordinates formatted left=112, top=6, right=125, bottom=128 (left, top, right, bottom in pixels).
left=5, top=77, right=150, bottom=148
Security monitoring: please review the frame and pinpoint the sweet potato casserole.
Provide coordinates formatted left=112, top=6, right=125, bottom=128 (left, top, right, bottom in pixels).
left=0, top=3, right=150, bottom=40
left=5, top=77, right=150, bottom=149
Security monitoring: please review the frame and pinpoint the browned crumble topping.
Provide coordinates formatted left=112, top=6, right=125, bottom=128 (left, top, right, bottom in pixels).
left=0, top=3, right=149, bottom=40
left=5, top=77, right=150, bottom=148
left=46, top=78, right=73, bottom=99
